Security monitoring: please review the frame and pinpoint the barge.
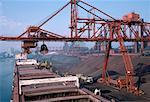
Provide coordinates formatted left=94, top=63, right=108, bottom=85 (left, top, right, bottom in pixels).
left=11, top=54, right=111, bottom=102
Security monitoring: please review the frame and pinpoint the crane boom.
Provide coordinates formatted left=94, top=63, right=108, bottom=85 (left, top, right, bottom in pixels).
left=0, top=0, right=149, bottom=95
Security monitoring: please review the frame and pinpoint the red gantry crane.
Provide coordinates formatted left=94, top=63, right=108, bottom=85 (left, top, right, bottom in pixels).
left=0, top=0, right=150, bottom=95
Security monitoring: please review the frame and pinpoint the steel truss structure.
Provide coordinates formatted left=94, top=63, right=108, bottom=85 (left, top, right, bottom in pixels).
left=0, top=0, right=150, bottom=95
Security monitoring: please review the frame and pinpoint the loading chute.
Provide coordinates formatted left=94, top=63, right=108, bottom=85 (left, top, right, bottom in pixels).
left=40, top=42, right=49, bottom=54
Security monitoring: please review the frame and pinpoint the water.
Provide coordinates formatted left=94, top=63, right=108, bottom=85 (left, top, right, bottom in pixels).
left=0, top=54, right=80, bottom=102
left=0, top=58, right=15, bottom=102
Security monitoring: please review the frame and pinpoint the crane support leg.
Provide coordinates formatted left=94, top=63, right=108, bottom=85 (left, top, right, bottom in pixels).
left=102, top=41, right=111, bottom=82
left=116, top=23, right=135, bottom=92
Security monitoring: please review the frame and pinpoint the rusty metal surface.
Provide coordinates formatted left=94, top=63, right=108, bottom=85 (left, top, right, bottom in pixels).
left=24, top=88, right=79, bottom=96
left=22, top=85, right=78, bottom=94
left=0, top=36, right=150, bottom=42
left=20, top=75, right=58, bottom=80
left=18, top=65, right=59, bottom=80
left=12, top=63, right=110, bottom=102
left=29, top=95, right=91, bottom=102
left=12, top=67, right=20, bottom=102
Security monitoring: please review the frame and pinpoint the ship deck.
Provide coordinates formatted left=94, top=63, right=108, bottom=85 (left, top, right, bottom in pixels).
left=12, top=63, right=110, bottom=102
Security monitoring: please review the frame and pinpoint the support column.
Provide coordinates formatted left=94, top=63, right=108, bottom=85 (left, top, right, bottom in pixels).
left=102, top=41, right=111, bottom=81
left=140, top=19, right=144, bottom=54
left=70, top=0, right=78, bottom=38
left=134, top=42, right=138, bottom=53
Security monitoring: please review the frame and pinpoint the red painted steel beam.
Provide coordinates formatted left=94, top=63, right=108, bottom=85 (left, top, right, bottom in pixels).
left=102, top=41, right=111, bottom=80
left=0, top=36, right=150, bottom=42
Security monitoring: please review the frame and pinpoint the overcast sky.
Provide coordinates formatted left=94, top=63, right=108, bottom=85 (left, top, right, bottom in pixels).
left=0, top=0, right=149, bottom=52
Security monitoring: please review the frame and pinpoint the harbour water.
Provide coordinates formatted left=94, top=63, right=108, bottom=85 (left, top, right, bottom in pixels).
left=0, top=54, right=79, bottom=102
left=0, top=58, right=15, bottom=102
